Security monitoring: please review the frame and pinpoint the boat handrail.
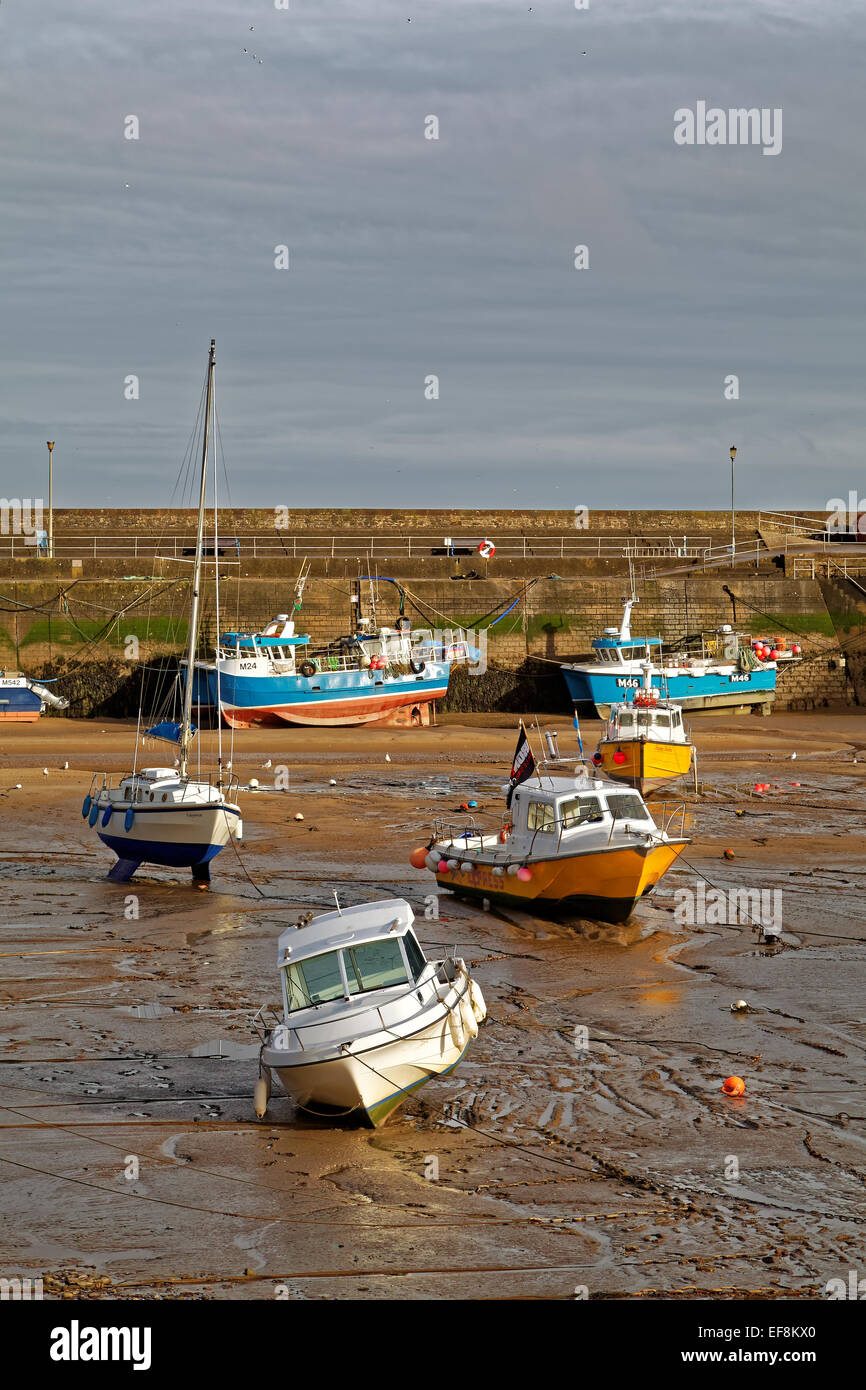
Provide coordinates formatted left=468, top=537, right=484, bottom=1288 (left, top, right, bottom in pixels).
left=651, top=799, right=688, bottom=838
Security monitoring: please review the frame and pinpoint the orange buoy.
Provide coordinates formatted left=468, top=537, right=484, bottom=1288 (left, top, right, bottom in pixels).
left=723, top=849, right=735, bottom=860
left=722, top=1075, right=746, bottom=1096
left=409, top=847, right=429, bottom=869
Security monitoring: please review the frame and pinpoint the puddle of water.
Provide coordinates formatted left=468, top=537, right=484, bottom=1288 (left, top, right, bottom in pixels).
left=190, top=1038, right=259, bottom=1059
left=128, top=1003, right=175, bottom=1019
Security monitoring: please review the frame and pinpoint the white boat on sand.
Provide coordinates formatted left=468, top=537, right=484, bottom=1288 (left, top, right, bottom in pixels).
left=253, top=899, right=486, bottom=1126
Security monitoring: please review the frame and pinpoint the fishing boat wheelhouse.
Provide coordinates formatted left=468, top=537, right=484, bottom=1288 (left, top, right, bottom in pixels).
left=423, top=760, right=689, bottom=924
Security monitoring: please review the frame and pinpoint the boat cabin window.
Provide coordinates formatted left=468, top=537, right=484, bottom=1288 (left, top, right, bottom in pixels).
left=403, top=930, right=427, bottom=981
left=617, top=711, right=635, bottom=731
left=284, top=951, right=345, bottom=1011
left=608, top=793, right=648, bottom=822
left=560, top=795, right=604, bottom=828
left=653, top=711, right=671, bottom=729
left=527, top=800, right=557, bottom=832
left=345, top=938, right=408, bottom=995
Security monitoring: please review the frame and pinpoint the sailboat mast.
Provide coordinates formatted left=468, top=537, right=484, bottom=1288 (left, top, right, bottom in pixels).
left=180, top=338, right=215, bottom=777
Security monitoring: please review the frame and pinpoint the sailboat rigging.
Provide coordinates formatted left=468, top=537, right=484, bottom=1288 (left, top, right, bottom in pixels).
left=81, top=340, right=243, bottom=882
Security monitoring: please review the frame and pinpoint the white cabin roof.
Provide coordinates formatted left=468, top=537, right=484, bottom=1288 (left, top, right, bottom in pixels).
left=276, top=898, right=415, bottom=964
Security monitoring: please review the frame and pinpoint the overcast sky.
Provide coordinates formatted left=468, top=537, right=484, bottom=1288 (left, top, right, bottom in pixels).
left=2, top=0, right=864, bottom=511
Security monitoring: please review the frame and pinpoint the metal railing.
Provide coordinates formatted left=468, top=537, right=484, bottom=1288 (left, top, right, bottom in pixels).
left=0, top=531, right=718, bottom=562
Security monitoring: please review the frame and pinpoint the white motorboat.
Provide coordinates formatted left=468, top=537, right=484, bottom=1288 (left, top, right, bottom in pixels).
left=253, top=899, right=486, bottom=1126
left=81, top=340, right=242, bottom=882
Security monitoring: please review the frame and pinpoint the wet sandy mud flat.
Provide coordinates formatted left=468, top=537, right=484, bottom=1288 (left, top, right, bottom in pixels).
left=1, top=713, right=865, bottom=1300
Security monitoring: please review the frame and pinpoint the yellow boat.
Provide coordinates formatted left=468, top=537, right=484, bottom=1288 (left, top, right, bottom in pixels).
left=595, top=689, right=694, bottom=797
left=422, top=765, right=689, bottom=924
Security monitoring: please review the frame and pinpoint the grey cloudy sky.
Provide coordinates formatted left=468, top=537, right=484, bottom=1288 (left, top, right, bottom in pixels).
left=2, top=0, right=864, bottom=510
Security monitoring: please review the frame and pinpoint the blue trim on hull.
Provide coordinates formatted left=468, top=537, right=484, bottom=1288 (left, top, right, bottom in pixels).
left=187, top=665, right=448, bottom=713
left=97, top=833, right=224, bottom=868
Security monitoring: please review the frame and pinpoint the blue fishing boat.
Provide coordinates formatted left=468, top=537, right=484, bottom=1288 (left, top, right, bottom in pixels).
left=561, top=597, right=799, bottom=718
left=0, top=674, right=68, bottom=722
left=187, top=615, right=458, bottom=728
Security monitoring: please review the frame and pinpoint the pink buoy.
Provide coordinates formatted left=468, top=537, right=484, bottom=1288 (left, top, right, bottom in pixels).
left=516, top=866, right=532, bottom=882
left=437, top=859, right=450, bottom=873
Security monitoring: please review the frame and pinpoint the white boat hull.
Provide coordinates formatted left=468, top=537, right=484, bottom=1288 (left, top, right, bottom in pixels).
left=262, top=976, right=483, bottom=1126
left=85, top=776, right=242, bottom=881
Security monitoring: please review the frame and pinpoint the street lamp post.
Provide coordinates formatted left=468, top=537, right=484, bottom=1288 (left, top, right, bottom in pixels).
left=46, top=441, right=55, bottom=559
left=729, top=445, right=737, bottom=560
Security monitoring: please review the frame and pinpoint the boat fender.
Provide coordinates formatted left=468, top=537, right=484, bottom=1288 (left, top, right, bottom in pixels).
left=88, top=801, right=99, bottom=827
left=101, top=805, right=113, bottom=826
left=409, top=659, right=425, bottom=674
left=447, top=1002, right=465, bottom=1049
left=395, top=617, right=411, bottom=632
left=469, top=979, right=487, bottom=1023
left=253, top=1074, right=269, bottom=1119
left=460, top=993, right=479, bottom=1039
left=425, top=852, right=440, bottom=872
left=81, top=795, right=92, bottom=819
left=299, top=660, right=317, bottom=678
left=506, top=863, right=520, bottom=876
left=124, top=807, right=135, bottom=832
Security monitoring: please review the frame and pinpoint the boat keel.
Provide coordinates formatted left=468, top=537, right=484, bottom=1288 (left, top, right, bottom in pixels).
left=106, top=856, right=142, bottom=884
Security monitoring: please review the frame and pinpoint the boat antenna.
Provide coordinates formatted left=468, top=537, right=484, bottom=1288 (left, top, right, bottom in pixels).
left=179, top=339, right=215, bottom=780
left=333, top=890, right=343, bottom=916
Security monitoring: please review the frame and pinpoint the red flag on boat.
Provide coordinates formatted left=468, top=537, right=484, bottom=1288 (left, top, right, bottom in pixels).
left=506, top=721, right=535, bottom=808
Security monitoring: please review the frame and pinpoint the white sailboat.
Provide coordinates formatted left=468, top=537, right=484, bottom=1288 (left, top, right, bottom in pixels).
left=81, top=340, right=243, bottom=883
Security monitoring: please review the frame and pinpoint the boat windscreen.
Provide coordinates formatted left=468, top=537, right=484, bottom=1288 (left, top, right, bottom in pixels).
left=560, top=795, right=604, bottom=828
left=285, top=951, right=344, bottom=1011
left=345, top=938, right=408, bottom=995
left=608, top=793, right=649, bottom=821
left=404, top=930, right=427, bottom=981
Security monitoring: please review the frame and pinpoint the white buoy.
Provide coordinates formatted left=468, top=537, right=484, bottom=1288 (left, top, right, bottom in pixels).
left=329, top=778, right=337, bottom=785
left=253, top=1075, right=269, bottom=1119
left=13, top=783, right=21, bottom=790
left=790, top=753, right=797, bottom=760
left=294, top=812, right=304, bottom=821
left=63, top=761, right=69, bottom=769
left=249, top=777, right=259, bottom=789
left=731, top=999, right=749, bottom=1013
